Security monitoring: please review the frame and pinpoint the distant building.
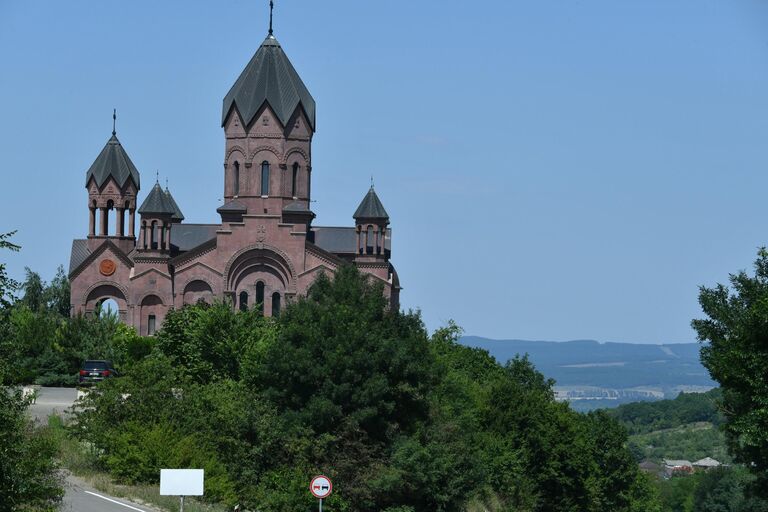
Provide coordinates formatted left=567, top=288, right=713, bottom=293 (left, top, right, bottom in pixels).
left=692, top=457, right=722, bottom=471
left=69, top=20, right=400, bottom=334
left=663, top=459, right=693, bottom=477
left=638, top=460, right=661, bottom=475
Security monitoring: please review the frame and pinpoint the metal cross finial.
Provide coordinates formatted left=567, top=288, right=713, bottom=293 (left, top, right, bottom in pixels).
left=370, top=176, right=374, bottom=188
left=165, top=178, right=169, bottom=189
left=268, top=0, right=274, bottom=36
left=156, top=170, right=160, bottom=183
left=112, top=109, right=117, bottom=135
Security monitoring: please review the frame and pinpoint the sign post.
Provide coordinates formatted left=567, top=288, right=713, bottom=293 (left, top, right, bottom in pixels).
left=160, top=469, right=204, bottom=512
left=310, top=475, right=332, bottom=511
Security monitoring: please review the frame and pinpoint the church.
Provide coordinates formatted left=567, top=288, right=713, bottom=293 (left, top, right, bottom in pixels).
left=68, top=19, right=400, bottom=335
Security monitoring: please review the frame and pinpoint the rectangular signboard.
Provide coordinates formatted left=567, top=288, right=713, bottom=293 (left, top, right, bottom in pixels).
left=160, top=469, right=204, bottom=496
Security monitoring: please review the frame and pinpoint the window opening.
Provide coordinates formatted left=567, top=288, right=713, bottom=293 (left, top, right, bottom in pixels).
left=292, top=163, right=299, bottom=197
left=256, top=281, right=265, bottom=313
left=261, top=161, right=270, bottom=196
left=234, top=161, right=240, bottom=196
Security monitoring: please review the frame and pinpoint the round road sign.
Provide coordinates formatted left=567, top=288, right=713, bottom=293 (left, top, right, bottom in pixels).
left=310, top=475, right=332, bottom=499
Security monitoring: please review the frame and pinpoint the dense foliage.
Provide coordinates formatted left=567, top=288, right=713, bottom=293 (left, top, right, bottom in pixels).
left=0, top=266, right=151, bottom=386
left=609, top=388, right=723, bottom=435
left=73, top=266, right=660, bottom=511
left=692, top=248, right=768, bottom=498
left=0, top=232, right=63, bottom=511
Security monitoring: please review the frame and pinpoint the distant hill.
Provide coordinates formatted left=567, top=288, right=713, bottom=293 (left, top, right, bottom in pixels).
left=459, top=336, right=716, bottom=411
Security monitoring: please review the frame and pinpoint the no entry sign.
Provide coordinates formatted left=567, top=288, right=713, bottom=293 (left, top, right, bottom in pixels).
left=310, top=475, right=332, bottom=499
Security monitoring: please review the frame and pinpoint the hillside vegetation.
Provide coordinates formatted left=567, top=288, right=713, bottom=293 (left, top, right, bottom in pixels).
left=64, top=266, right=660, bottom=511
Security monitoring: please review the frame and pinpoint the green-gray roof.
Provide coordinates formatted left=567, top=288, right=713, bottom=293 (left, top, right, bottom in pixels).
left=138, top=182, right=176, bottom=216
left=353, top=187, right=389, bottom=220
left=85, top=134, right=141, bottom=189
left=165, top=187, right=184, bottom=221
left=222, top=35, right=315, bottom=131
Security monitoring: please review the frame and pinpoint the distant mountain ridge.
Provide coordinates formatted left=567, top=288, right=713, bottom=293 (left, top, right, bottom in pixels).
left=459, top=336, right=716, bottom=411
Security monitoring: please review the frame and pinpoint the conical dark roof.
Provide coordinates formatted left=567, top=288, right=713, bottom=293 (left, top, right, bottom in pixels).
left=354, top=187, right=389, bottom=220
left=165, top=187, right=185, bottom=221
left=85, top=134, right=141, bottom=189
left=138, top=182, right=176, bottom=216
left=222, top=35, right=315, bottom=131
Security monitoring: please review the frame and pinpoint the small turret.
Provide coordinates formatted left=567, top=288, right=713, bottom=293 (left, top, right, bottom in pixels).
left=137, top=181, right=176, bottom=253
left=353, top=186, right=390, bottom=260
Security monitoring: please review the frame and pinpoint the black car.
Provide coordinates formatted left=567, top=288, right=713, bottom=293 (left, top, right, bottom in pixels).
left=78, top=360, right=118, bottom=386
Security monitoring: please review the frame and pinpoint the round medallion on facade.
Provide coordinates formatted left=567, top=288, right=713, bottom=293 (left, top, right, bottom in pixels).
left=99, top=259, right=117, bottom=276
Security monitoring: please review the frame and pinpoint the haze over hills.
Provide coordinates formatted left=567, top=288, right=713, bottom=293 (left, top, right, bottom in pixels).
left=459, top=336, right=716, bottom=411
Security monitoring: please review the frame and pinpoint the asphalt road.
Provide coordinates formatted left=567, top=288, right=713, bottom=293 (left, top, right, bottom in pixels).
left=27, top=386, right=79, bottom=423
left=62, top=474, right=155, bottom=512
left=22, top=388, right=156, bottom=511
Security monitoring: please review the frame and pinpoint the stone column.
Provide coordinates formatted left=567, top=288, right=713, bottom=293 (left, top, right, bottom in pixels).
left=88, top=208, right=96, bottom=236
left=128, top=209, right=135, bottom=238
left=374, top=227, right=380, bottom=255
left=116, top=208, right=125, bottom=237
left=99, top=207, right=108, bottom=236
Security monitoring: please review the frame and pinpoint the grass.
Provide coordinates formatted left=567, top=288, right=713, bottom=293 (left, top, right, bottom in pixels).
left=48, top=415, right=230, bottom=512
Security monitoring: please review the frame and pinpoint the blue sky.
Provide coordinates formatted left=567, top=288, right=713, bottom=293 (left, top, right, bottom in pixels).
left=1, top=1, right=767, bottom=343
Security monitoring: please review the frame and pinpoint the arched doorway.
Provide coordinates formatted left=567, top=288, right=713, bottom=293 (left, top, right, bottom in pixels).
left=97, top=298, right=120, bottom=318
left=85, top=284, right=127, bottom=321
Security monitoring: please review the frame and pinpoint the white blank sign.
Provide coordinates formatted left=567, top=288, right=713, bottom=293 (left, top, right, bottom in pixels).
left=160, top=469, right=204, bottom=496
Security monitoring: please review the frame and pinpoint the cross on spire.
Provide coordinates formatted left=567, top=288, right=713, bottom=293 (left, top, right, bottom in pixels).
left=156, top=170, right=160, bottom=183
left=112, top=109, right=117, bottom=136
left=268, top=0, right=274, bottom=36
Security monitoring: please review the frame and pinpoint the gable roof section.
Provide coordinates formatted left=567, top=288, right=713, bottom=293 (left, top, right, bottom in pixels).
left=353, top=187, right=389, bottom=220
left=69, top=240, right=91, bottom=274
left=68, top=239, right=133, bottom=279
left=312, top=226, right=392, bottom=254
left=222, top=35, right=316, bottom=130
left=85, top=134, right=141, bottom=189
left=171, top=224, right=219, bottom=252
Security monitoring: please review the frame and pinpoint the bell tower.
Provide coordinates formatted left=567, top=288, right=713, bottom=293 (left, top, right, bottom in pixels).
left=220, top=3, right=316, bottom=227
left=84, top=111, right=140, bottom=253
left=353, top=186, right=390, bottom=262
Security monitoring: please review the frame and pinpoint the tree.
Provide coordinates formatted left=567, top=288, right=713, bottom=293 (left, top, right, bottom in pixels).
left=0, top=368, right=63, bottom=511
left=0, top=231, right=20, bottom=310
left=20, top=268, right=45, bottom=312
left=692, top=248, right=768, bottom=496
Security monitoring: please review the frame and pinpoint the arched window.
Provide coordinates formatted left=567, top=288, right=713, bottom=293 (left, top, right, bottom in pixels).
left=261, top=161, right=270, bottom=196
left=142, top=221, right=148, bottom=249
left=272, top=292, right=281, bottom=317
left=256, top=281, right=265, bottom=313
left=366, top=226, right=374, bottom=254
left=291, top=163, right=299, bottom=197
left=239, top=291, right=248, bottom=311
left=150, top=220, right=158, bottom=249
left=106, top=200, right=114, bottom=236
left=233, top=161, right=240, bottom=196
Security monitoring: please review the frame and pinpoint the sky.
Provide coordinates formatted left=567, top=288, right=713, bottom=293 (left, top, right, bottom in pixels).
left=1, top=0, right=767, bottom=344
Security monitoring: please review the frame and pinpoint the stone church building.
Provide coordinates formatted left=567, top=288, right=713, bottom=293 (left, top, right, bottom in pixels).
left=69, top=28, right=400, bottom=335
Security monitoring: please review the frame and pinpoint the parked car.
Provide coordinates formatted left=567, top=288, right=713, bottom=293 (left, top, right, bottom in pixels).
left=78, top=360, right=118, bottom=386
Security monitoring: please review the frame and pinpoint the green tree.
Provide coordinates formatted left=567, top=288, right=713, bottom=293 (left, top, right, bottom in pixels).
left=20, top=268, right=45, bottom=312
left=692, top=248, right=768, bottom=495
left=0, top=369, right=63, bottom=511
left=0, top=231, right=20, bottom=310
left=44, top=265, right=70, bottom=317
